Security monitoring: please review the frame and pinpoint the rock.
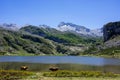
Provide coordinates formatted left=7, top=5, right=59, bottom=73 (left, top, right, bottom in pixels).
left=103, top=21, right=120, bottom=41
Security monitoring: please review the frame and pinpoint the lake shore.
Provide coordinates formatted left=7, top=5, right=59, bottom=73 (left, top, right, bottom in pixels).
left=0, top=62, right=120, bottom=74
left=1, top=54, right=120, bottom=59
left=0, top=70, right=120, bottom=80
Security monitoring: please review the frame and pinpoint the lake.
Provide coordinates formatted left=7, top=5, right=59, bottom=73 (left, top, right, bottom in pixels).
left=0, top=56, right=120, bottom=73
left=0, top=56, right=120, bottom=66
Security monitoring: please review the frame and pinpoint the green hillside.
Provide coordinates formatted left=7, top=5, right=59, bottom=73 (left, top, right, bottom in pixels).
left=20, top=25, right=100, bottom=44
left=0, top=28, right=87, bottom=55
left=0, top=28, right=55, bottom=55
left=0, top=25, right=102, bottom=56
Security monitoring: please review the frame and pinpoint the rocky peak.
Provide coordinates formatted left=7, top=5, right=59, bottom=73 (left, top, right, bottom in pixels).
left=103, top=21, right=120, bottom=41
left=58, top=22, right=90, bottom=32
left=57, top=22, right=103, bottom=37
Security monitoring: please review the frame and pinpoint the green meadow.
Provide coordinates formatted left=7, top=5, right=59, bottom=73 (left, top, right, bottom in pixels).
left=0, top=62, right=120, bottom=80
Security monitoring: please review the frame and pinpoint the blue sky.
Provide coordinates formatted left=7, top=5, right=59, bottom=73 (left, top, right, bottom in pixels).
left=0, top=0, right=120, bottom=29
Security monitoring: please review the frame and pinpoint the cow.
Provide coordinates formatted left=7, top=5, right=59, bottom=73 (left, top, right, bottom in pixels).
left=49, top=65, right=59, bottom=71
left=20, top=66, right=28, bottom=71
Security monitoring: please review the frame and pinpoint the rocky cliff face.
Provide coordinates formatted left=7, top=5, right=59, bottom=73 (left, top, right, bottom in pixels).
left=103, top=21, right=120, bottom=41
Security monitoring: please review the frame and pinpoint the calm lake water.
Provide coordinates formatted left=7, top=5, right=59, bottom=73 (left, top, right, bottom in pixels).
left=0, top=56, right=120, bottom=73
left=0, top=56, right=120, bottom=66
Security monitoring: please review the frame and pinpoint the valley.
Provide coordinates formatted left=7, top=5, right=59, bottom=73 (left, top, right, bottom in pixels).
left=0, top=22, right=102, bottom=56
left=0, top=21, right=120, bottom=58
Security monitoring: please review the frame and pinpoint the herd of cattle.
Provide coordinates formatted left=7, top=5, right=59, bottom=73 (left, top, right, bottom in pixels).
left=20, top=65, right=59, bottom=71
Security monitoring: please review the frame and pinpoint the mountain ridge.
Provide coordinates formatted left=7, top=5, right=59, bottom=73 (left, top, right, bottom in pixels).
left=0, top=22, right=104, bottom=56
left=0, top=22, right=103, bottom=37
left=57, top=22, right=103, bottom=37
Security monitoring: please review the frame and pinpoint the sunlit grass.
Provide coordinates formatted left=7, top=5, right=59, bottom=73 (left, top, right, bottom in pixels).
left=43, top=70, right=119, bottom=77
left=37, top=77, right=120, bottom=80
left=0, top=70, right=120, bottom=80
left=26, top=72, right=120, bottom=80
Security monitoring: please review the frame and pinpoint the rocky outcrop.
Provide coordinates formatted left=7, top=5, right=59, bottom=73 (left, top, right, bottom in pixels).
left=103, top=21, right=120, bottom=41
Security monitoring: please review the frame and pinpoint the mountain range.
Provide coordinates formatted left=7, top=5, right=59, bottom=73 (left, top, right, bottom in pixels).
left=57, top=22, right=103, bottom=37
left=0, top=22, right=103, bottom=37
left=0, top=21, right=120, bottom=57
left=0, top=22, right=102, bottom=56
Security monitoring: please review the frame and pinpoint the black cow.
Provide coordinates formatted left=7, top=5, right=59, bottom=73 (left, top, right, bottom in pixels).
left=49, top=67, right=59, bottom=71
left=20, top=66, right=28, bottom=71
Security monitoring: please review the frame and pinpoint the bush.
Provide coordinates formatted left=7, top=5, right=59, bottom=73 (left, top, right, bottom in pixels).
left=0, top=70, right=34, bottom=80
left=43, top=70, right=119, bottom=77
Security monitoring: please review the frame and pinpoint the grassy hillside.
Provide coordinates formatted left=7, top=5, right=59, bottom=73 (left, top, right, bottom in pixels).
left=0, top=28, right=75, bottom=55
left=0, top=28, right=55, bottom=55
left=0, top=25, right=102, bottom=56
left=20, top=25, right=101, bottom=44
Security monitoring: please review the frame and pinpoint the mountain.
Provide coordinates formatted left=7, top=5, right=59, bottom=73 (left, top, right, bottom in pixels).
left=57, top=22, right=90, bottom=32
left=20, top=25, right=101, bottom=44
left=20, top=25, right=103, bottom=55
left=0, top=23, right=103, bottom=56
left=0, top=26, right=92, bottom=56
left=102, top=21, right=120, bottom=48
left=84, top=21, right=120, bottom=57
left=0, top=28, right=58, bottom=55
left=57, top=22, right=103, bottom=37
left=103, top=21, right=120, bottom=41
left=0, top=22, right=103, bottom=37
left=99, top=21, right=120, bottom=57
left=0, top=23, right=19, bottom=31
left=1, top=27, right=86, bottom=55
left=91, top=28, right=103, bottom=36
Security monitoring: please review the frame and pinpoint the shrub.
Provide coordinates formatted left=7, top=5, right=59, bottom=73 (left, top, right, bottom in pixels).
left=43, top=70, right=119, bottom=77
left=0, top=70, right=34, bottom=80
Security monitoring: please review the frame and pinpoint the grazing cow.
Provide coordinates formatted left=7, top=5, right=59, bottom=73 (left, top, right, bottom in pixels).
left=49, top=65, right=59, bottom=71
left=20, top=66, right=28, bottom=71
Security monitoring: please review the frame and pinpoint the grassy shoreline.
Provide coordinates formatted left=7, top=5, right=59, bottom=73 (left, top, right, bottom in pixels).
left=24, top=71, right=120, bottom=80
left=35, top=77, right=120, bottom=80
left=0, top=70, right=120, bottom=80
left=0, top=53, right=120, bottom=59
left=0, top=62, right=120, bottom=74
